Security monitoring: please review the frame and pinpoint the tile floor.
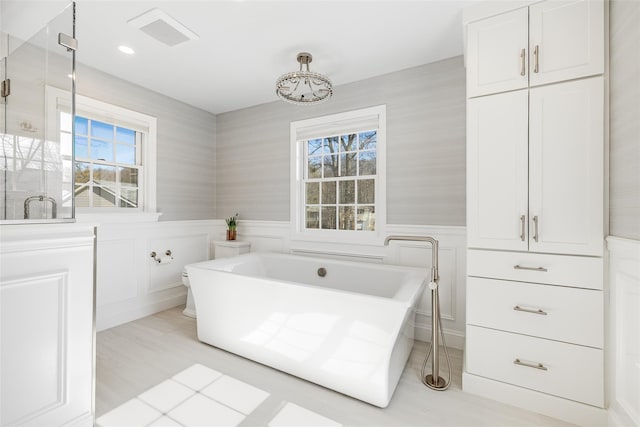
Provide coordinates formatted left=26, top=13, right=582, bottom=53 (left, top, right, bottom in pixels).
left=96, top=306, right=574, bottom=427
left=97, top=363, right=340, bottom=427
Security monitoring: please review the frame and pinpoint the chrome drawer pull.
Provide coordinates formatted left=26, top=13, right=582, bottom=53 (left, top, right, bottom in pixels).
left=513, top=305, right=548, bottom=315
left=514, top=358, right=547, bottom=371
left=513, top=265, right=548, bottom=272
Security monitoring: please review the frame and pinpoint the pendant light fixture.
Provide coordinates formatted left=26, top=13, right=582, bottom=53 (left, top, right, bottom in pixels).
left=276, top=52, right=333, bottom=105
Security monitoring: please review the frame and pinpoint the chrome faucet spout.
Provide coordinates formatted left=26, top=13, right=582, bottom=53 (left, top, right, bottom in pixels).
left=384, top=235, right=439, bottom=282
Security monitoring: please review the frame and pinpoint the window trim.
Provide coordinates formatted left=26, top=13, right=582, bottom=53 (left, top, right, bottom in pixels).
left=46, top=86, right=157, bottom=217
left=290, top=105, right=387, bottom=244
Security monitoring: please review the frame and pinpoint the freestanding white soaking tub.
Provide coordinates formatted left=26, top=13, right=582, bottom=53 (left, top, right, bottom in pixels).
left=186, top=252, right=426, bottom=408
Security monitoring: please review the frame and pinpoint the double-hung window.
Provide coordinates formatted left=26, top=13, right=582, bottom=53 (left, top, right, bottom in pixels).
left=291, top=105, right=386, bottom=242
left=73, top=116, right=141, bottom=209
left=47, top=86, right=157, bottom=217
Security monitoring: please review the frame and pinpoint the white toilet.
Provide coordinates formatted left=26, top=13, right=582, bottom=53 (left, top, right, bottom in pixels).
left=182, top=240, right=251, bottom=318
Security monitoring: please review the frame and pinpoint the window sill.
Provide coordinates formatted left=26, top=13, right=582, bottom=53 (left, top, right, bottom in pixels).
left=290, top=226, right=387, bottom=246
left=75, top=212, right=162, bottom=224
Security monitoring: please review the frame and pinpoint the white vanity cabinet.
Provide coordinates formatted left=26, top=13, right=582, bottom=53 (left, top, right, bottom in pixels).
left=467, top=77, right=604, bottom=256
left=463, top=1, right=606, bottom=425
left=466, top=0, right=604, bottom=97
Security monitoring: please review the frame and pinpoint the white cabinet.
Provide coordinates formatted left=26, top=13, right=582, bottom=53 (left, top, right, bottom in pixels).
left=466, top=0, right=604, bottom=97
left=466, top=325, right=604, bottom=407
left=529, top=77, right=604, bottom=255
left=466, top=7, right=529, bottom=97
left=467, top=77, right=603, bottom=257
left=463, top=1, right=606, bottom=423
left=467, top=276, right=604, bottom=348
left=467, top=89, right=529, bottom=251
left=529, top=0, right=604, bottom=87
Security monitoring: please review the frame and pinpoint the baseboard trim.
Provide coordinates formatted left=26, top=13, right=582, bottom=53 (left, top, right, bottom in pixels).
left=97, top=292, right=186, bottom=332
left=415, top=325, right=465, bottom=350
left=462, top=372, right=608, bottom=427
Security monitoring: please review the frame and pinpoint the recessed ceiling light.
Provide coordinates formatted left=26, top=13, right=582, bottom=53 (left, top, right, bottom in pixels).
left=118, top=45, right=135, bottom=55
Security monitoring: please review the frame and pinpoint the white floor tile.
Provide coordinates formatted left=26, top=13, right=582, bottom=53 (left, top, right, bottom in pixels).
left=268, top=402, right=342, bottom=427
left=138, top=379, right=195, bottom=413
left=147, top=415, right=182, bottom=427
left=201, top=375, right=270, bottom=415
left=97, top=306, right=575, bottom=427
left=96, top=398, right=162, bottom=427
left=168, top=393, right=245, bottom=427
left=172, top=363, right=222, bottom=391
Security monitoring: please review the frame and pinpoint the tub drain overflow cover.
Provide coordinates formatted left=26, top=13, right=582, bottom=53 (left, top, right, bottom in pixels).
left=317, top=267, right=327, bottom=277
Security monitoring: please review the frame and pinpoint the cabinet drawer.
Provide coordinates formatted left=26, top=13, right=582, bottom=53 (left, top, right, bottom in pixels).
left=467, top=249, right=603, bottom=290
left=466, top=326, right=604, bottom=407
left=467, top=277, right=603, bottom=348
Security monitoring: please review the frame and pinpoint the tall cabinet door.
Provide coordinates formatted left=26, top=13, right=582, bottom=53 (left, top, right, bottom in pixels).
left=529, top=0, right=604, bottom=87
left=466, top=7, right=529, bottom=97
left=467, top=90, right=529, bottom=251
left=529, top=77, right=604, bottom=256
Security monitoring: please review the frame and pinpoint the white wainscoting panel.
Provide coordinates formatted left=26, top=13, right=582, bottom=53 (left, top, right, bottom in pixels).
left=147, top=234, right=209, bottom=293
left=386, top=225, right=467, bottom=349
left=213, top=220, right=467, bottom=349
left=1, top=272, right=68, bottom=424
left=233, top=220, right=290, bottom=254
left=0, top=224, right=95, bottom=427
left=97, top=239, right=138, bottom=306
left=607, top=236, right=640, bottom=427
left=95, top=220, right=215, bottom=331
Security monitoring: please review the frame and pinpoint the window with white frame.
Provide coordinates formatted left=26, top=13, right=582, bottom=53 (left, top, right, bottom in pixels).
left=71, top=116, right=141, bottom=208
left=47, top=86, right=157, bottom=215
left=291, top=105, right=386, bottom=241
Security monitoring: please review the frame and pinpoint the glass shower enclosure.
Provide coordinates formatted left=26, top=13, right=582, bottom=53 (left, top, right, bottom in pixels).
left=1, top=1, right=76, bottom=222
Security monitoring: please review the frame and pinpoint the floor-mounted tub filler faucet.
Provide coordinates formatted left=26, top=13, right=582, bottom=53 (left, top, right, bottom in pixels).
left=384, top=235, right=451, bottom=391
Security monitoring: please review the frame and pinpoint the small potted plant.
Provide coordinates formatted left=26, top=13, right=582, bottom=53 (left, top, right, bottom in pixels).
left=225, top=213, right=239, bottom=240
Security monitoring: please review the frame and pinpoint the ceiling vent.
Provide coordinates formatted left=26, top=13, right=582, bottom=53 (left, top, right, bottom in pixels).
left=127, top=8, right=199, bottom=47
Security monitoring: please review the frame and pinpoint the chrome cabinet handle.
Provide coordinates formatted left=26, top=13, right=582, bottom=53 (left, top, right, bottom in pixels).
left=514, top=358, right=547, bottom=371
left=532, top=215, right=539, bottom=242
left=519, top=215, right=526, bottom=241
left=513, top=264, right=548, bottom=272
left=533, top=45, right=539, bottom=73
left=513, top=305, right=548, bottom=315
left=520, top=48, right=526, bottom=76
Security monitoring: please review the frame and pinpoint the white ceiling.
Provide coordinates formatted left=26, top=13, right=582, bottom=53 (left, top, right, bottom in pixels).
left=3, top=1, right=476, bottom=114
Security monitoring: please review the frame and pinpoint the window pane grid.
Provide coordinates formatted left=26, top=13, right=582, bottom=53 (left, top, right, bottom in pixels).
left=303, top=130, right=376, bottom=232
left=73, top=115, right=141, bottom=209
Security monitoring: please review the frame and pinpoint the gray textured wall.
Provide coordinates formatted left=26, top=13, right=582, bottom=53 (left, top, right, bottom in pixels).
left=5, top=39, right=217, bottom=221
left=610, top=0, right=640, bottom=240
left=216, top=56, right=466, bottom=226
left=74, top=63, right=217, bottom=221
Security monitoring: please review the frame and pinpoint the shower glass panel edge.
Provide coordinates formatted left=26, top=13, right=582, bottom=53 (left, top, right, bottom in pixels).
left=1, top=1, right=75, bottom=223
